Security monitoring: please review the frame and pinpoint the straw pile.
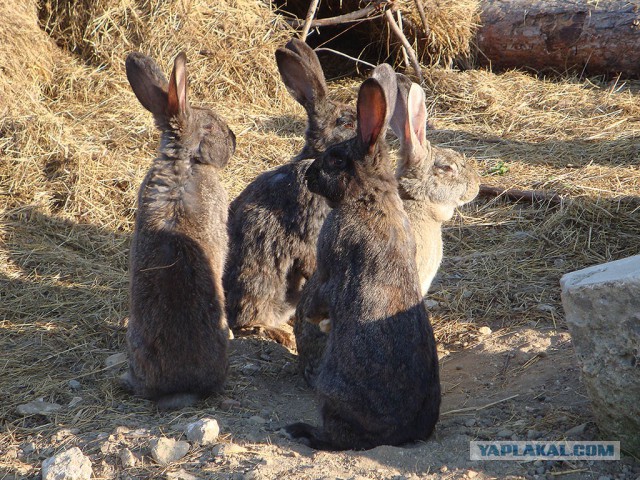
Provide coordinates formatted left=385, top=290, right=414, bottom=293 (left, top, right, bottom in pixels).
left=1, top=0, right=639, bottom=476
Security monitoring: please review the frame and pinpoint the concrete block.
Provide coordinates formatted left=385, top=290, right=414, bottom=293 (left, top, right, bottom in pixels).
left=560, top=255, right=640, bottom=456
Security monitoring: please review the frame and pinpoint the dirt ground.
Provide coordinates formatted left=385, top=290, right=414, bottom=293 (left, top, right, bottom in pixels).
left=2, top=318, right=638, bottom=479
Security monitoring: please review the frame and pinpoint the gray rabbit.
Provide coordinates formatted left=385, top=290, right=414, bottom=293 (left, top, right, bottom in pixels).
left=123, top=52, right=235, bottom=410
left=285, top=70, right=441, bottom=450
left=294, top=68, right=480, bottom=385
left=223, top=39, right=356, bottom=347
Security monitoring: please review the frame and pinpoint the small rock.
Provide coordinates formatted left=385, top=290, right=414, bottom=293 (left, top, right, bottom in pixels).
left=439, top=465, right=448, bottom=473
left=166, top=469, right=200, bottom=480
left=597, top=476, right=611, bottom=480
left=497, top=429, right=514, bottom=438
left=527, top=429, right=541, bottom=440
left=51, top=429, right=79, bottom=443
left=243, top=471, right=260, bottom=480
left=424, top=299, right=439, bottom=308
left=68, top=380, right=81, bottom=391
left=16, top=400, right=62, bottom=416
left=220, top=398, right=241, bottom=410
left=105, top=352, right=127, bottom=368
left=464, top=418, right=477, bottom=427
left=150, top=438, right=190, bottom=465
left=248, top=416, right=267, bottom=424
left=478, top=326, right=492, bottom=336
left=42, top=447, right=92, bottom=480
left=185, top=419, right=220, bottom=445
left=240, top=363, right=260, bottom=376
left=536, top=304, right=556, bottom=313
left=21, top=442, right=36, bottom=455
left=565, top=423, right=587, bottom=437
left=212, top=443, right=247, bottom=457
left=466, top=471, right=478, bottom=479
left=119, top=448, right=136, bottom=468
left=536, top=466, right=546, bottom=475
left=68, top=397, right=83, bottom=408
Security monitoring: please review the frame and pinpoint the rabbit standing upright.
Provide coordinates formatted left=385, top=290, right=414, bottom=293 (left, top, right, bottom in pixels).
left=124, top=52, right=235, bottom=410
left=390, top=74, right=480, bottom=294
left=294, top=69, right=480, bottom=385
left=223, top=39, right=356, bottom=346
left=286, top=69, right=441, bottom=451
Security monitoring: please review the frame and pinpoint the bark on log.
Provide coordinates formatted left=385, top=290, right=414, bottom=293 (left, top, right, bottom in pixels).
left=476, top=0, right=640, bottom=77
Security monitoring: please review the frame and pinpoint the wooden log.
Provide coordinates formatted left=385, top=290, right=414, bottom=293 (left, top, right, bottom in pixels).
left=476, top=0, right=640, bottom=77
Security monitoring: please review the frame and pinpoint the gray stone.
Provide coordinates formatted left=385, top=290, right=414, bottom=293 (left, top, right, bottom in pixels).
left=150, top=437, right=190, bottom=465
left=561, top=256, right=640, bottom=456
left=119, top=448, right=136, bottom=468
left=16, top=400, right=62, bottom=416
left=565, top=423, right=587, bottom=438
left=105, top=352, right=127, bottom=368
left=42, top=447, right=92, bottom=480
left=185, top=418, right=220, bottom=445
left=68, top=380, right=81, bottom=390
left=497, top=429, right=513, bottom=438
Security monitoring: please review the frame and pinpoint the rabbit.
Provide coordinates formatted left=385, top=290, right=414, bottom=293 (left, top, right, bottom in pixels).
left=122, top=51, right=235, bottom=410
left=223, top=38, right=356, bottom=347
left=390, top=73, right=480, bottom=295
left=294, top=70, right=480, bottom=386
left=285, top=68, right=441, bottom=451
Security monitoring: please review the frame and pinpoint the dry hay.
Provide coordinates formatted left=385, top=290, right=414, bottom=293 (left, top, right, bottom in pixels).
left=1, top=0, right=640, bottom=477
left=275, top=0, right=480, bottom=68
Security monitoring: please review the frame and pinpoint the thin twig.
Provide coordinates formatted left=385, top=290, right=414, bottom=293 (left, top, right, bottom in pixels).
left=413, top=0, right=431, bottom=38
left=300, top=0, right=321, bottom=42
left=286, top=2, right=385, bottom=29
left=384, top=9, right=424, bottom=82
left=478, top=185, right=564, bottom=205
left=396, top=10, right=410, bottom=69
left=441, top=394, right=519, bottom=416
left=314, top=48, right=376, bottom=68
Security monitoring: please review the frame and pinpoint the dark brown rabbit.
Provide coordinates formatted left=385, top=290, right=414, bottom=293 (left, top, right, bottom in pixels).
left=285, top=70, right=441, bottom=451
left=123, top=52, right=235, bottom=410
left=223, top=38, right=355, bottom=346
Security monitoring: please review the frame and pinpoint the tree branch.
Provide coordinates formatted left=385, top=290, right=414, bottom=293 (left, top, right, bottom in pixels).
left=300, top=0, right=321, bottom=41
left=384, top=8, right=424, bottom=82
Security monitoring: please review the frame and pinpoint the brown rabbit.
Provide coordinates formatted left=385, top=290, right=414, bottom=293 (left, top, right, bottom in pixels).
left=294, top=70, right=480, bottom=385
left=123, top=52, right=235, bottom=410
left=390, top=74, right=480, bottom=295
left=285, top=70, right=441, bottom=451
left=223, top=39, right=355, bottom=346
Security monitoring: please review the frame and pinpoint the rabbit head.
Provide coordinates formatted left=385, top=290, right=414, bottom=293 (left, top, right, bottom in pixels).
left=304, top=66, right=398, bottom=208
left=126, top=51, right=236, bottom=167
left=390, top=75, right=480, bottom=222
left=275, top=39, right=356, bottom=159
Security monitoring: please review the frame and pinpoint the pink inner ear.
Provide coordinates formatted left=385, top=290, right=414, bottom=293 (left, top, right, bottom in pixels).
left=168, top=53, right=188, bottom=116
left=357, top=79, right=387, bottom=151
left=408, top=84, right=427, bottom=147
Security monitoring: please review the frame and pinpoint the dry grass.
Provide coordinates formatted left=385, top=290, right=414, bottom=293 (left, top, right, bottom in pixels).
left=1, top=0, right=640, bottom=477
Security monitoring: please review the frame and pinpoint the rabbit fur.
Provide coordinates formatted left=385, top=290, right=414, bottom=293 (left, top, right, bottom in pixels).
left=294, top=69, right=480, bottom=386
left=123, top=52, right=235, bottom=410
left=223, top=39, right=356, bottom=346
left=285, top=69, right=441, bottom=450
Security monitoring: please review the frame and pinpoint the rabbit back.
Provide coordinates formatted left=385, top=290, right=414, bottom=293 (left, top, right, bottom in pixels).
left=125, top=52, right=233, bottom=407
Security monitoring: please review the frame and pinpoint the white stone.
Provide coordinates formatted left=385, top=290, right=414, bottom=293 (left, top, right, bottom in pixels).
left=478, top=326, right=492, bottom=336
left=185, top=418, right=220, bottom=445
left=149, top=437, right=190, bottom=465
left=560, top=255, right=640, bottom=456
left=16, top=400, right=62, bottom=416
left=105, top=352, right=127, bottom=368
left=42, top=447, right=92, bottom=480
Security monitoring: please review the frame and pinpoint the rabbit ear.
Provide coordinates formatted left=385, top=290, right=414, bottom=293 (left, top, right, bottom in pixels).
left=125, top=52, right=169, bottom=116
left=370, top=64, right=398, bottom=132
left=167, top=52, right=188, bottom=117
left=389, top=73, right=412, bottom=142
left=407, top=83, right=427, bottom=148
left=276, top=45, right=328, bottom=111
left=285, top=38, right=326, bottom=88
left=356, top=78, right=387, bottom=154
